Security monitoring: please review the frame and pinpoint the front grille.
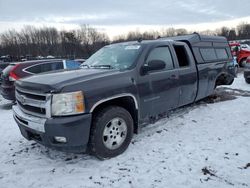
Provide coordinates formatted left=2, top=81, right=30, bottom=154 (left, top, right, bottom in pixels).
left=17, top=89, right=46, bottom=101
left=17, top=101, right=46, bottom=115
left=15, top=88, right=51, bottom=118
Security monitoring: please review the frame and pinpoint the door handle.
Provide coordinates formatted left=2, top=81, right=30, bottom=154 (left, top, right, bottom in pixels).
left=170, top=74, right=178, bottom=79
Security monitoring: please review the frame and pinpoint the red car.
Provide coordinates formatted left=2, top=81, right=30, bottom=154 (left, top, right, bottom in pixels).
left=229, top=42, right=250, bottom=66
left=0, top=59, right=81, bottom=101
left=246, top=56, right=250, bottom=65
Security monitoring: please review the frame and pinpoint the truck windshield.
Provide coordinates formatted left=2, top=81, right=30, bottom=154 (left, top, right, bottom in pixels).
left=82, top=44, right=142, bottom=70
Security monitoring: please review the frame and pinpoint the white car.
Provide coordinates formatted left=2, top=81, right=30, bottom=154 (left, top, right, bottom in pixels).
left=241, top=44, right=250, bottom=51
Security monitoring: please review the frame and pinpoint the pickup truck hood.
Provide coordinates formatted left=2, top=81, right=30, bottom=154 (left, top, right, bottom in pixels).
left=15, top=68, right=118, bottom=93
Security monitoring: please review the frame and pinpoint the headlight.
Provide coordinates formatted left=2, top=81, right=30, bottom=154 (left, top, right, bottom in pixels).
left=52, top=91, right=85, bottom=116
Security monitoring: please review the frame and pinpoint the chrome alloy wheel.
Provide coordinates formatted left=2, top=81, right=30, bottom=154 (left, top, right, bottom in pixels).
left=102, top=117, right=127, bottom=150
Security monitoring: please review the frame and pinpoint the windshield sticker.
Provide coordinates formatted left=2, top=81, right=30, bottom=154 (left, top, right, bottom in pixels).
left=125, top=45, right=141, bottom=50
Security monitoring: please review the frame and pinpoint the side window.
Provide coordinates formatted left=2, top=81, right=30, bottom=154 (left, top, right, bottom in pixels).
left=146, top=46, right=174, bottom=70
left=25, top=62, right=64, bottom=74
left=200, top=48, right=217, bottom=62
left=50, top=61, right=64, bottom=71
left=40, top=63, right=53, bottom=72
left=65, top=60, right=81, bottom=69
left=41, top=62, right=63, bottom=72
left=25, top=64, right=42, bottom=74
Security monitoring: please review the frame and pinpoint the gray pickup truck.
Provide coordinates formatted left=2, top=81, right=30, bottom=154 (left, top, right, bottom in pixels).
left=13, top=34, right=233, bottom=159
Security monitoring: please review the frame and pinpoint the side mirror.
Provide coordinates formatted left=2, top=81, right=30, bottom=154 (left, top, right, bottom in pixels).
left=141, top=60, right=166, bottom=75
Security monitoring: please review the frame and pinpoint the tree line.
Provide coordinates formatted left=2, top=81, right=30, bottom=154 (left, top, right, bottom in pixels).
left=113, top=23, right=250, bottom=42
left=0, top=23, right=250, bottom=61
left=0, top=25, right=109, bottom=61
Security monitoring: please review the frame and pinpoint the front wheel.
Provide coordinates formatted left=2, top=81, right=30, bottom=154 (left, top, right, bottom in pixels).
left=89, top=106, right=134, bottom=159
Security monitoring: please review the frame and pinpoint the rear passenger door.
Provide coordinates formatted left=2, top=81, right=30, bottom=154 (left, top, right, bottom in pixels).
left=141, top=45, right=180, bottom=117
left=173, top=43, right=198, bottom=106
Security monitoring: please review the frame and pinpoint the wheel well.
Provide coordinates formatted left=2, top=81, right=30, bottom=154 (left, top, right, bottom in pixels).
left=91, top=96, right=139, bottom=133
left=215, top=73, right=234, bottom=87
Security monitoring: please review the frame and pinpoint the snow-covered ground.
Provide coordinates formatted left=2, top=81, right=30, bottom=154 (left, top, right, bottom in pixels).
left=0, top=74, right=250, bottom=188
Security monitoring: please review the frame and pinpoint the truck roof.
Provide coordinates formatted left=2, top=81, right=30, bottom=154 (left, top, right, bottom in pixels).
left=159, top=33, right=228, bottom=47
left=111, top=33, right=228, bottom=47
left=161, top=33, right=231, bottom=63
left=163, top=33, right=226, bottom=42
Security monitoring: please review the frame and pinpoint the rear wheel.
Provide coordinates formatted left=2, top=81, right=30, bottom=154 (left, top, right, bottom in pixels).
left=240, top=58, right=247, bottom=67
left=89, top=106, right=134, bottom=159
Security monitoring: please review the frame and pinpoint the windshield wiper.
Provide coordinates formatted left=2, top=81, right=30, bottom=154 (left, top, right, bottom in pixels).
left=90, top=65, right=114, bottom=69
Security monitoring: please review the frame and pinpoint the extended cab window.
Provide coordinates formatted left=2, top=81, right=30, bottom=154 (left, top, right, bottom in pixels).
left=174, top=45, right=189, bottom=67
left=146, top=46, right=174, bottom=70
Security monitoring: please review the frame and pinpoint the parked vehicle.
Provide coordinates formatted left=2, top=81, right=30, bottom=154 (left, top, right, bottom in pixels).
left=46, top=55, right=55, bottom=59
left=0, top=62, right=12, bottom=72
left=227, top=56, right=239, bottom=76
left=0, top=55, right=11, bottom=62
left=13, top=34, right=233, bottom=159
left=244, top=63, right=250, bottom=83
left=229, top=42, right=250, bottom=67
left=240, top=44, right=250, bottom=50
left=1, top=59, right=81, bottom=100
left=75, top=59, right=86, bottom=64
left=0, top=61, right=15, bottom=85
left=245, top=56, right=250, bottom=66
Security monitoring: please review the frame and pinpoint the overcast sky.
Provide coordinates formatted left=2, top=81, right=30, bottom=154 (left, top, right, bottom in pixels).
left=0, top=0, right=250, bottom=38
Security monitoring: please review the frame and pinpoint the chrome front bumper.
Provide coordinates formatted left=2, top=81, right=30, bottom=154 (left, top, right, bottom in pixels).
left=13, top=105, right=46, bottom=133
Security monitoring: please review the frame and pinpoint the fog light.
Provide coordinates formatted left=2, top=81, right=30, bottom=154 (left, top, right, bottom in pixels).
left=54, top=136, right=67, bottom=143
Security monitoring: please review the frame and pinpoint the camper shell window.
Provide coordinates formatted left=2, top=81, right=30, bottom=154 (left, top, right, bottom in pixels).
left=215, top=48, right=228, bottom=60
left=200, top=48, right=217, bottom=62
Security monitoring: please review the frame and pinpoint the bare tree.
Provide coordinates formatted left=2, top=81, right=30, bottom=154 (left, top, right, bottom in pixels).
left=1, top=23, right=250, bottom=61
left=237, top=23, right=250, bottom=40
left=228, top=29, right=237, bottom=40
left=77, top=25, right=110, bottom=57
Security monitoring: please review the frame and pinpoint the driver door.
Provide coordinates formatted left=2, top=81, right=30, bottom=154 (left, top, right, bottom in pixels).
left=138, top=45, right=180, bottom=119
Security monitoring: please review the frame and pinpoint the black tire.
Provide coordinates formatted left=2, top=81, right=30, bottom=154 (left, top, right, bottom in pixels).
left=89, top=106, right=134, bottom=159
left=240, top=58, right=247, bottom=67
left=245, top=78, right=250, bottom=84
